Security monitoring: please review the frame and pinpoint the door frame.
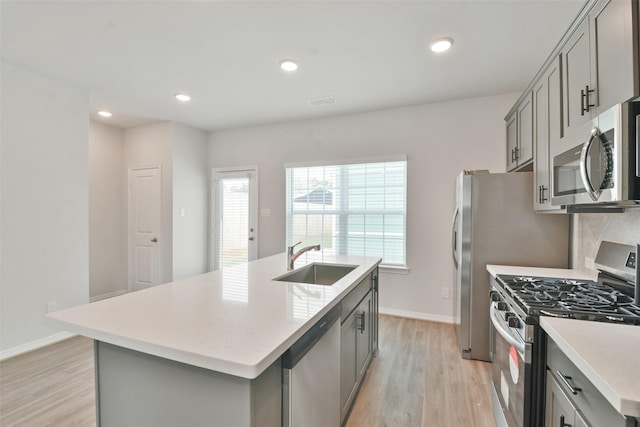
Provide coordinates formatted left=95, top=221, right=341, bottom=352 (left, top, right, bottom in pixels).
left=210, top=165, right=259, bottom=271
left=127, top=164, right=162, bottom=291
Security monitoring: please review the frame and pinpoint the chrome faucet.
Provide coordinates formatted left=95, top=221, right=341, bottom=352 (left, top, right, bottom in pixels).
left=287, top=242, right=321, bottom=270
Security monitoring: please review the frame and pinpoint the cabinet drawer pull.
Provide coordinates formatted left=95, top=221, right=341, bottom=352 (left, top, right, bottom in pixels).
left=557, top=370, right=582, bottom=395
left=560, top=415, right=571, bottom=427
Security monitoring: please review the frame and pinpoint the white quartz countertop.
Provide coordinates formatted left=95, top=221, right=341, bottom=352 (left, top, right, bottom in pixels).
left=47, top=253, right=381, bottom=379
left=541, top=317, right=640, bottom=418
left=487, top=264, right=639, bottom=417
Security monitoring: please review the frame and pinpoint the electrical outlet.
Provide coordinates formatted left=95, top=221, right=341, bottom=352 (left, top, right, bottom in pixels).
left=47, top=301, right=57, bottom=313
left=441, top=288, right=450, bottom=299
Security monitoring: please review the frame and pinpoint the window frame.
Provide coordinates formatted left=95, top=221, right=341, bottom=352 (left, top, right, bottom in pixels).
left=285, top=156, right=407, bottom=269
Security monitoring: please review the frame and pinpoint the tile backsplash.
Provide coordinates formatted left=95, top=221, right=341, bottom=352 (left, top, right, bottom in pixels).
left=573, top=209, right=640, bottom=276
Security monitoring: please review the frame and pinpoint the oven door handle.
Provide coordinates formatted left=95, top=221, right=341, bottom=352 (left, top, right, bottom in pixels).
left=579, top=127, right=601, bottom=202
left=490, top=303, right=525, bottom=355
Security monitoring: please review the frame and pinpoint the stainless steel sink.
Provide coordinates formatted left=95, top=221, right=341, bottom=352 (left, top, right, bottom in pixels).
left=273, top=263, right=357, bottom=286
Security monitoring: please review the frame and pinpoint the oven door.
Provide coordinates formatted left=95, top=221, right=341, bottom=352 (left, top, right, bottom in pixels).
left=490, top=302, right=531, bottom=427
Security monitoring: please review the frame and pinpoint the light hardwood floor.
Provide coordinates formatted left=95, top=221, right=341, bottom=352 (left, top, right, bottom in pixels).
left=0, top=315, right=495, bottom=427
left=346, top=316, right=495, bottom=427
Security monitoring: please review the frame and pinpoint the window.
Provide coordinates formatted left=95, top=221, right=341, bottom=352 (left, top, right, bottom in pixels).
left=286, top=159, right=407, bottom=268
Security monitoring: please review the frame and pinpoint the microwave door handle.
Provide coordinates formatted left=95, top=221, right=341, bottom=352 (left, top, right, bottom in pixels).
left=579, top=127, right=601, bottom=201
left=451, top=209, right=459, bottom=268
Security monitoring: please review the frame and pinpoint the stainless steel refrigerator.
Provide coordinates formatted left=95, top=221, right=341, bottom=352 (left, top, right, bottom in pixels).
left=452, top=171, right=569, bottom=361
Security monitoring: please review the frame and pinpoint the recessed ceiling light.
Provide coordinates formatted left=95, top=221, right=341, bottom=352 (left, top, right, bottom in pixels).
left=280, top=59, right=298, bottom=72
left=98, top=111, right=112, bottom=118
left=430, top=37, right=454, bottom=53
left=175, top=93, right=191, bottom=102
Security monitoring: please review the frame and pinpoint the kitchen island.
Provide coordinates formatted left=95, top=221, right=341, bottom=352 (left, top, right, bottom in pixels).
left=47, top=253, right=381, bottom=427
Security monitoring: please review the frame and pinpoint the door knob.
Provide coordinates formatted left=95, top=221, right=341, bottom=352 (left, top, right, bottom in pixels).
left=151, top=238, right=158, bottom=242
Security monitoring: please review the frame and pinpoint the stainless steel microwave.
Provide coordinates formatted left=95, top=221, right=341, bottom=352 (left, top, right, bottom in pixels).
left=551, top=102, right=640, bottom=209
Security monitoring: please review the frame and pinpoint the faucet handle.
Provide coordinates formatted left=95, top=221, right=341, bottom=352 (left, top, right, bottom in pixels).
left=291, top=241, right=302, bottom=249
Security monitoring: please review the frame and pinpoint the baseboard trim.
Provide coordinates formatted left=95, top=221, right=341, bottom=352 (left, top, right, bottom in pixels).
left=0, top=331, right=77, bottom=361
left=90, top=289, right=127, bottom=303
left=379, top=307, right=455, bottom=324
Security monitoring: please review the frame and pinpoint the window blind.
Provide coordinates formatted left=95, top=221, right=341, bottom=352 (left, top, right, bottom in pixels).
left=286, top=160, right=407, bottom=267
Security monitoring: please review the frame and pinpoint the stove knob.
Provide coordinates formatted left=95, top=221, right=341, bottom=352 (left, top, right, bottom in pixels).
left=496, top=301, right=507, bottom=311
left=504, top=312, right=514, bottom=322
left=508, top=317, right=521, bottom=328
left=490, top=291, right=501, bottom=302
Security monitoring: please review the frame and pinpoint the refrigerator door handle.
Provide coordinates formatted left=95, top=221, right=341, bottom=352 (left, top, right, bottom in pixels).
left=451, top=208, right=459, bottom=268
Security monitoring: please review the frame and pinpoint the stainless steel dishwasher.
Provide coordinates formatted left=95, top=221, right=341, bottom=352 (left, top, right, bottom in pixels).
left=282, top=304, right=341, bottom=427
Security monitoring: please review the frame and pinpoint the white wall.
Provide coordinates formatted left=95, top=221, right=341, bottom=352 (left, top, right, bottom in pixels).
left=1, top=63, right=89, bottom=355
left=209, top=93, right=517, bottom=321
left=172, top=123, right=208, bottom=280
left=124, top=122, right=174, bottom=284
left=88, top=120, right=127, bottom=300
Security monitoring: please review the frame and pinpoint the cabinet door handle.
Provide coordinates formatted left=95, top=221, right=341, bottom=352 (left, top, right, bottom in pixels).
left=557, top=370, right=582, bottom=395
left=581, top=85, right=595, bottom=115
left=358, top=312, right=366, bottom=334
left=560, top=415, right=572, bottom=427
left=514, top=146, right=520, bottom=160
left=538, top=185, right=543, bottom=204
left=541, top=185, right=548, bottom=203
left=511, top=149, right=516, bottom=163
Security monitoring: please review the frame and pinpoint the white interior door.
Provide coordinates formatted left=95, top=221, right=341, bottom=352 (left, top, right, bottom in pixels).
left=128, top=166, right=161, bottom=290
left=211, top=167, right=258, bottom=271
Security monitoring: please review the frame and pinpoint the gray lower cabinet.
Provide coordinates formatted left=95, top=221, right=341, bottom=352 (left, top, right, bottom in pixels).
left=545, top=371, right=590, bottom=427
left=339, top=270, right=377, bottom=425
left=545, top=337, right=635, bottom=427
left=340, top=306, right=359, bottom=421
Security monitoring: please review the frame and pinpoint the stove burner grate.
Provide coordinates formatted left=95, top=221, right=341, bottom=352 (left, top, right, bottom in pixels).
left=496, top=274, right=640, bottom=325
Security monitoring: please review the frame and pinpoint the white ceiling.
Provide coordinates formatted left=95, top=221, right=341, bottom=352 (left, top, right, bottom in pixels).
left=1, top=0, right=585, bottom=131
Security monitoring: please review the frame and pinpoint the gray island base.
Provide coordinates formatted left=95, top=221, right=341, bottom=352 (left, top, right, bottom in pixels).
left=96, top=341, right=282, bottom=427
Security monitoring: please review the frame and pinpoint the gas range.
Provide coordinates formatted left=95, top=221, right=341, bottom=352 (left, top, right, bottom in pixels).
left=495, top=275, right=640, bottom=325
left=489, top=241, right=638, bottom=427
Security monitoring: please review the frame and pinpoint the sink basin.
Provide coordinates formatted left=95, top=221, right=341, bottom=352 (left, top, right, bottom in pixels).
left=273, top=263, right=357, bottom=286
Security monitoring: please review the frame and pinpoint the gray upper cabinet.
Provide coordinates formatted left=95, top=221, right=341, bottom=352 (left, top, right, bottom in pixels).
left=563, top=0, right=638, bottom=140
left=506, top=93, right=533, bottom=172
left=506, top=0, right=638, bottom=210
left=589, top=0, right=638, bottom=113
left=506, top=111, right=518, bottom=171
left=562, top=19, right=592, bottom=139
left=533, top=56, right=564, bottom=212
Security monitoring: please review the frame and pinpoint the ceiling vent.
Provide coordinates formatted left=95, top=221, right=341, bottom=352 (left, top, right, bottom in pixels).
left=307, top=96, right=338, bottom=106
